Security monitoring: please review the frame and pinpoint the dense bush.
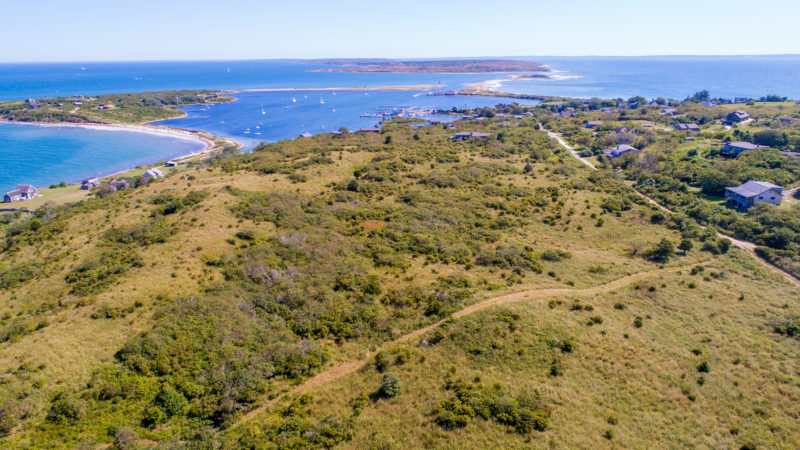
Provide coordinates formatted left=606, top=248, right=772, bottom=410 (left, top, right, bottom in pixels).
left=434, top=379, right=548, bottom=434
left=378, top=373, right=403, bottom=398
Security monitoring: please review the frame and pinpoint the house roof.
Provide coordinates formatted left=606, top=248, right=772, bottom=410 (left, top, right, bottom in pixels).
left=5, top=189, right=22, bottom=197
left=603, top=144, right=638, bottom=158
left=725, top=141, right=767, bottom=150
left=726, top=180, right=782, bottom=197
left=728, top=110, right=749, bottom=119
left=17, top=184, right=35, bottom=191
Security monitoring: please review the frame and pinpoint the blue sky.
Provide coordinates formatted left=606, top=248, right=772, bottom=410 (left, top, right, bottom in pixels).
left=3, top=0, right=799, bottom=62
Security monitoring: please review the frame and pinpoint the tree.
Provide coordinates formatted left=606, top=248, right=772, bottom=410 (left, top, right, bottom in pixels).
left=644, top=238, right=675, bottom=263
left=678, top=238, right=694, bottom=255
left=690, top=90, right=710, bottom=102
left=378, top=373, right=403, bottom=398
left=753, top=129, right=788, bottom=148
left=384, top=135, right=392, bottom=145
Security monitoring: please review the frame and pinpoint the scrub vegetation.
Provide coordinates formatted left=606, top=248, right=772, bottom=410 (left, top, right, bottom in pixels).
left=0, top=99, right=799, bottom=448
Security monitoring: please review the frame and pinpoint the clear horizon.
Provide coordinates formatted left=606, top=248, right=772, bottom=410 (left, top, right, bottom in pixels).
left=3, top=0, right=799, bottom=62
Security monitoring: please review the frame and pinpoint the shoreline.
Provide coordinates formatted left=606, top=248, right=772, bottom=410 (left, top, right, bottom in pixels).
left=0, top=119, right=239, bottom=193
left=227, top=84, right=444, bottom=93
left=461, top=74, right=547, bottom=93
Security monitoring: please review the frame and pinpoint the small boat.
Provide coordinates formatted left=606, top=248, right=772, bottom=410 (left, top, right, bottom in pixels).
left=320, top=98, right=325, bottom=104
left=292, top=97, right=297, bottom=103
left=332, top=92, right=336, bottom=96
left=254, top=132, right=261, bottom=135
left=220, top=121, right=225, bottom=124
left=321, top=125, right=325, bottom=130
left=304, top=95, right=308, bottom=99
left=261, top=104, right=266, bottom=115
left=331, top=109, right=336, bottom=112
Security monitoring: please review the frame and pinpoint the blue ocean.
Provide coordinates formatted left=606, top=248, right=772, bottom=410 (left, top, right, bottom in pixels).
left=2, top=56, right=800, bottom=192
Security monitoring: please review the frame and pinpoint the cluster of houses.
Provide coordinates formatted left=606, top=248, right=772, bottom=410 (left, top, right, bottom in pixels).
left=3, top=185, right=40, bottom=203
left=81, top=178, right=131, bottom=191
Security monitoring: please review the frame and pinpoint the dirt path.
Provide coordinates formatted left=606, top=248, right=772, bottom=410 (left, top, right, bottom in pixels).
left=235, top=266, right=681, bottom=426
left=545, top=129, right=799, bottom=287
left=546, top=130, right=598, bottom=169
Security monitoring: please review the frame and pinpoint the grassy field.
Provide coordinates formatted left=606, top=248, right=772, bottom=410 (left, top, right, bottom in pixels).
left=0, top=104, right=798, bottom=448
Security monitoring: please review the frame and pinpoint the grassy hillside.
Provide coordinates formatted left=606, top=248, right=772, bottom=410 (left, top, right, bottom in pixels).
left=0, top=108, right=799, bottom=448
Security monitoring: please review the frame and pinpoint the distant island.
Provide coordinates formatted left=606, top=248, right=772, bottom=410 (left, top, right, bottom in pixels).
left=309, top=58, right=550, bottom=74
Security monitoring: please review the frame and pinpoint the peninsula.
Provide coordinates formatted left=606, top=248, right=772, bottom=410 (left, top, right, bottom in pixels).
left=310, top=58, right=550, bottom=74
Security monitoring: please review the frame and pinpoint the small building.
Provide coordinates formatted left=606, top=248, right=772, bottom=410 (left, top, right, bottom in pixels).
left=164, top=161, right=179, bottom=167
left=109, top=179, right=130, bottom=191
left=142, top=168, right=164, bottom=180
left=451, top=132, right=490, bottom=141
left=16, top=185, right=39, bottom=199
left=3, top=190, right=21, bottom=203
left=725, top=110, right=750, bottom=123
left=720, top=141, right=769, bottom=156
left=355, top=128, right=381, bottom=134
left=4, top=184, right=39, bottom=203
left=658, top=108, right=678, bottom=116
left=300, top=132, right=312, bottom=138
left=725, top=181, right=782, bottom=210
left=96, top=104, right=115, bottom=110
left=559, top=110, right=575, bottom=118
left=73, top=101, right=83, bottom=106
left=585, top=120, right=603, bottom=129
left=603, top=144, right=638, bottom=159
left=674, top=123, right=700, bottom=132
left=81, top=178, right=100, bottom=190
left=700, top=101, right=717, bottom=107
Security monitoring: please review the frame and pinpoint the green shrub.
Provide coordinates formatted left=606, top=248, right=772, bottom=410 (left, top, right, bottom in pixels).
left=379, top=373, right=403, bottom=398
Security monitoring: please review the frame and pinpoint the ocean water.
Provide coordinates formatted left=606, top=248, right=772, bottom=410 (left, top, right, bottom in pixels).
left=3, top=56, right=800, bottom=193
left=154, top=90, right=539, bottom=149
left=0, top=122, right=204, bottom=192
left=0, top=60, right=498, bottom=102
left=500, top=55, right=800, bottom=100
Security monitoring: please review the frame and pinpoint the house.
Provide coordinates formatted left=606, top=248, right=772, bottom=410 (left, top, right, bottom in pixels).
left=332, top=130, right=343, bottom=136
left=674, top=123, right=700, bottom=132
left=559, top=110, right=575, bottom=118
left=356, top=127, right=381, bottom=134
left=725, top=110, right=750, bottom=123
left=603, top=144, right=638, bottom=159
left=109, top=179, right=130, bottom=191
left=96, top=104, right=115, bottom=110
left=16, top=185, right=39, bottom=199
left=142, top=168, right=164, bottom=180
left=720, top=141, right=769, bottom=156
left=724, top=181, right=782, bottom=209
left=300, top=132, right=312, bottom=138
left=81, top=178, right=100, bottom=190
left=585, top=120, right=603, bottom=129
left=4, top=184, right=39, bottom=203
left=165, top=161, right=179, bottom=167
left=700, top=101, right=717, bottom=107
left=73, top=101, right=83, bottom=106
left=451, top=132, right=490, bottom=141
left=3, top=190, right=21, bottom=203
left=658, top=108, right=678, bottom=116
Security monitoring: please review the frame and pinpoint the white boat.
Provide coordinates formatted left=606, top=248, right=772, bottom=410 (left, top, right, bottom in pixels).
left=321, top=125, right=325, bottom=129
left=303, top=95, right=307, bottom=99
left=220, top=121, right=225, bottom=124
left=332, top=92, right=336, bottom=96
left=292, top=97, right=297, bottom=103
left=320, top=98, right=325, bottom=104
left=261, top=104, right=265, bottom=115
left=254, top=132, right=261, bottom=135
left=331, top=109, right=336, bottom=112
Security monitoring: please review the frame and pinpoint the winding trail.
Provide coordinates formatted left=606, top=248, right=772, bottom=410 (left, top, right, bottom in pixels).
left=544, top=129, right=799, bottom=287
left=236, top=266, right=685, bottom=426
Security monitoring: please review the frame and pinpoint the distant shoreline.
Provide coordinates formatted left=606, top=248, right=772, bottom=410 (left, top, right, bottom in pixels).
left=228, top=84, right=444, bottom=93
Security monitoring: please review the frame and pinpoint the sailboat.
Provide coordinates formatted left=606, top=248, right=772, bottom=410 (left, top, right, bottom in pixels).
left=320, top=98, right=325, bottom=105
left=292, top=97, right=297, bottom=103
left=261, top=104, right=265, bottom=115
